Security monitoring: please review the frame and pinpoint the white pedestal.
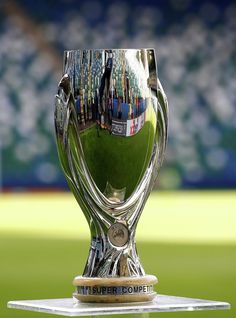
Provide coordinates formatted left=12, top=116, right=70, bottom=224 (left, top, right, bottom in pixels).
left=8, top=294, right=230, bottom=316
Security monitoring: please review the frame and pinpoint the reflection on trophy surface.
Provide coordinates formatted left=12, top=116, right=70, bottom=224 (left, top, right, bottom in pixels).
left=55, top=49, right=168, bottom=303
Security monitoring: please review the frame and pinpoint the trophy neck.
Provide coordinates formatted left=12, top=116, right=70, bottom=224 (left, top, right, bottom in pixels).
left=83, top=232, right=145, bottom=278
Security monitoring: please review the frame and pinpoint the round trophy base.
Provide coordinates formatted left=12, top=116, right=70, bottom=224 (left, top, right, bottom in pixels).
left=73, top=275, right=157, bottom=303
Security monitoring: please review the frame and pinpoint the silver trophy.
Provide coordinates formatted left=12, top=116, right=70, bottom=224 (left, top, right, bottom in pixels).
left=54, top=49, right=168, bottom=303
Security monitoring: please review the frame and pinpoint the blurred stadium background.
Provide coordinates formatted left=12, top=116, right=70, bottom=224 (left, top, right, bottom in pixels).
left=0, top=0, right=235, bottom=318
left=0, top=0, right=236, bottom=190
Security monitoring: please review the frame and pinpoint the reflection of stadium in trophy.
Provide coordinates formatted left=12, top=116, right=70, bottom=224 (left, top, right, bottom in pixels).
left=71, top=49, right=155, bottom=137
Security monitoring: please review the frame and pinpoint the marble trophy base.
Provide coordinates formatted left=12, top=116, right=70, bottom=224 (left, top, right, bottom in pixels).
left=8, top=294, right=230, bottom=317
left=73, top=275, right=157, bottom=303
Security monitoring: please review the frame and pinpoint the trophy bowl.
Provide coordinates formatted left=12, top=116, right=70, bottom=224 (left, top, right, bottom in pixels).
left=54, top=49, right=168, bottom=303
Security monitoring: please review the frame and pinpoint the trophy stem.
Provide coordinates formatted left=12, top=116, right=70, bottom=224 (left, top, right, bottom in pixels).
left=72, top=219, right=158, bottom=303
left=81, top=219, right=145, bottom=278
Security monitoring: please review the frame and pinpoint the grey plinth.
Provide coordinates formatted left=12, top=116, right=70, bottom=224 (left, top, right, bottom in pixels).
left=7, top=294, right=230, bottom=317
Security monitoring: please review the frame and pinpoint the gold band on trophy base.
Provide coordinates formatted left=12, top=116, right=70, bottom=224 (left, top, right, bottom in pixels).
left=73, top=275, right=157, bottom=303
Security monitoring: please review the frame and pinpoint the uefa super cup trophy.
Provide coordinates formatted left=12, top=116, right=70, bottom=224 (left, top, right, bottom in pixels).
left=54, top=49, right=168, bottom=303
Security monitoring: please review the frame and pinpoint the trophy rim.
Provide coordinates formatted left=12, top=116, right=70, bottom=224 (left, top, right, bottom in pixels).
left=64, top=48, right=155, bottom=53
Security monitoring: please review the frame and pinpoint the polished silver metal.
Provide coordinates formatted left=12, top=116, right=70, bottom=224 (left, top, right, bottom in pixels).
left=7, top=295, right=230, bottom=316
left=54, top=49, right=168, bottom=289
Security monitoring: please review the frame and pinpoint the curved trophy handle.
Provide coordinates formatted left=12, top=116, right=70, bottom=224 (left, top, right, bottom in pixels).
left=55, top=74, right=114, bottom=226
